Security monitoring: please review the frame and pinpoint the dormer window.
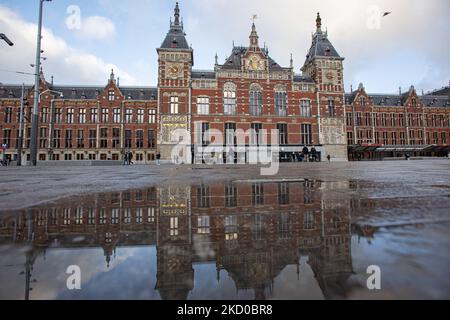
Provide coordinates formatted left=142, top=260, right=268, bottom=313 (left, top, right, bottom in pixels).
left=411, top=98, right=417, bottom=107
left=108, top=90, right=115, bottom=101
left=360, top=97, right=366, bottom=106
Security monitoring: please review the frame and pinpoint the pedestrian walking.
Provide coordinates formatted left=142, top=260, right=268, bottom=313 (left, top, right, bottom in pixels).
left=327, top=154, right=331, bottom=162
left=123, top=152, right=128, bottom=166
left=156, top=153, right=161, bottom=166
left=128, top=151, right=134, bottom=165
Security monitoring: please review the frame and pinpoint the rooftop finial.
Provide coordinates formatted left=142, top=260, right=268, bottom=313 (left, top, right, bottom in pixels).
left=110, top=69, right=115, bottom=82
left=215, top=52, right=218, bottom=65
left=316, top=12, right=322, bottom=32
left=249, top=16, right=259, bottom=48
left=290, top=53, right=293, bottom=68
left=174, top=2, right=180, bottom=25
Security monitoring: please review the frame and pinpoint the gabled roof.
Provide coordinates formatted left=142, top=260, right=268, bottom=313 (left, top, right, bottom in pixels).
left=159, top=3, right=190, bottom=50
left=191, top=70, right=216, bottom=80
left=0, top=84, right=157, bottom=101
left=304, top=13, right=342, bottom=66
left=219, top=46, right=284, bottom=71
left=293, top=74, right=315, bottom=83
left=345, top=92, right=450, bottom=108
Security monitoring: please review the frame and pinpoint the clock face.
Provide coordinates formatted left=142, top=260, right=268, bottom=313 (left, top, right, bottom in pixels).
left=167, top=63, right=182, bottom=78
left=248, top=55, right=264, bottom=71
left=323, top=69, right=338, bottom=84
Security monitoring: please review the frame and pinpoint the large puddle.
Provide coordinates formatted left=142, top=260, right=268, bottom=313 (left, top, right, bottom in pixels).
left=0, top=179, right=449, bottom=299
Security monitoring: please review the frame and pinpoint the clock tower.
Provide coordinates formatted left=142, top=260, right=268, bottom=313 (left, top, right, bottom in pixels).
left=302, top=13, right=348, bottom=161
left=157, top=2, right=193, bottom=163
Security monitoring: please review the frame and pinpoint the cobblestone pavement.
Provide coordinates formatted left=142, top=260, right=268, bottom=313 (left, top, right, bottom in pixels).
left=0, top=160, right=449, bottom=212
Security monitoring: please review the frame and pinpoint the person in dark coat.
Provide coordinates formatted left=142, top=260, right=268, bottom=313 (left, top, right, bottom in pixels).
left=128, top=151, right=133, bottom=165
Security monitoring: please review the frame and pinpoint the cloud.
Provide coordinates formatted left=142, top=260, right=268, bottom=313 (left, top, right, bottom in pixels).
left=0, top=5, right=136, bottom=85
left=78, top=15, right=116, bottom=40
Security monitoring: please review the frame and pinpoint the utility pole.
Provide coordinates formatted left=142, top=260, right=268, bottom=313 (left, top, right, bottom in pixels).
left=17, top=84, right=25, bottom=166
left=30, top=0, right=50, bottom=166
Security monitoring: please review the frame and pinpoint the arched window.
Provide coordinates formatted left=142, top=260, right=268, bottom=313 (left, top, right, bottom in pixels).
left=249, top=83, right=262, bottom=116
left=275, top=84, right=287, bottom=116
left=223, top=82, right=236, bottom=115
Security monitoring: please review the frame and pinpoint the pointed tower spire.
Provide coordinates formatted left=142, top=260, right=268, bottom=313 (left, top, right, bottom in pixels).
left=215, top=52, right=218, bottom=65
left=110, top=69, right=115, bottom=82
left=316, top=12, right=322, bottom=33
left=174, top=2, right=180, bottom=25
left=249, top=22, right=259, bottom=48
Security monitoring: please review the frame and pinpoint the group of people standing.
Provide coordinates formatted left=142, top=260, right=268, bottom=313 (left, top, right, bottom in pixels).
left=123, top=151, right=134, bottom=165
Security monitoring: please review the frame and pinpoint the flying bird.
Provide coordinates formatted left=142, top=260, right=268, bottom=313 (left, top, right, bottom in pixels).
left=383, top=12, right=392, bottom=17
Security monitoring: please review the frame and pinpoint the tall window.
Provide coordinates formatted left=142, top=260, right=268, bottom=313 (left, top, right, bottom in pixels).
left=54, top=108, right=62, bottom=123
left=148, top=109, right=156, bottom=124
left=356, top=112, right=362, bottom=126
left=53, top=129, right=61, bottom=148
left=197, top=185, right=210, bottom=208
left=2, top=129, right=11, bottom=146
left=125, top=130, right=132, bottom=148
left=66, top=108, right=74, bottom=124
left=170, top=96, right=179, bottom=114
left=77, top=130, right=84, bottom=148
left=224, top=83, right=236, bottom=115
left=148, top=129, right=156, bottom=149
left=252, top=183, right=264, bottom=206
left=90, top=108, right=98, bottom=123
left=197, top=97, right=209, bottom=115
left=225, top=123, right=236, bottom=146
left=101, top=108, right=109, bottom=123
left=89, top=129, right=97, bottom=148
left=113, top=108, right=121, bottom=123
left=100, top=128, right=108, bottom=148
left=108, top=90, right=115, bottom=101
left=79, top=108, right=86, bottom=124
left=137, top=109, right=144, bottom=123
left=65, top=129, right=73, bottom=148
left=328, top=99, right=336, bottom=117
left=4, top=107, right=12, bottom=123
left=278, top=183, right=289, bottom=205
left=277, top=123, right=288, bottom=145
left=136, top=130, right=144, bottom=148
left=112, top=128, right=120, bottom=148
left=41, top=107, right=49, bottom=123
left=197, top=216, right=210, bottom=234
left=275, top=91, right=287, bottom=116
left=251, top=123, right=262, bottom=145
left=225, top=183, right=237, bottom=207
left=125, top=109, right=133, bottom=123
left=301, top=124, right=312, bottom=145
left=250, top=85, right=262, bottom=116
left=300, top=100, right=311, bottom=117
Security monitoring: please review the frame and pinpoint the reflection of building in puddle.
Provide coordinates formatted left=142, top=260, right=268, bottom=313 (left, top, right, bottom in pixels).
left=0, top=180, right=354, bottom=300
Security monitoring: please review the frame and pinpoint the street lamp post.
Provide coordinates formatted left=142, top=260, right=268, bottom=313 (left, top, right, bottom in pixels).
left=30, top=0, right=51, bottom=166
left=17, top=84, right=25, bottom=166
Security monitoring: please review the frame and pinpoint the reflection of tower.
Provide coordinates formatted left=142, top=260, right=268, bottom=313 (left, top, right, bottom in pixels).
left=155, top=186, right=194, bottom=300
left=308, top=197, right=353, bottom=299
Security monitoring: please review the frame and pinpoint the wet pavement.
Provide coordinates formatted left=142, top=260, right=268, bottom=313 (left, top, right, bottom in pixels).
left=0, top=161, right=450, bottom=300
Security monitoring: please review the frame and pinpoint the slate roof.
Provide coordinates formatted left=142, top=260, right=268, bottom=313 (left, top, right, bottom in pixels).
left=293, top=74, right=315, bottom=83
left=159, top=3, right=190, bottom=50
left=191, top=70, right=216, bottom=79
left=305, top=31, right=342, bottom=65
left=0, top=84, right=157, bottom=101
left=220, top=46, right=284, bottom=71
left=345, top=93, right=450, bottom=108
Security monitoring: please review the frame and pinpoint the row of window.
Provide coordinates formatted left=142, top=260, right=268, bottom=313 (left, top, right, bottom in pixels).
left=196, top=123, right=314, bottom=146
left=193, top=96, right=327, bottom=117
left=8, top=208, right=320, bottom=239
left=196, top=182, right=314, bottom=209
left=347, top=130, right=449, bottom=145
left=2, top=107, right=157, bottom=124
left=2, top=128, right=157, bottom=149
left=347, top=112, right=450, bottom=127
